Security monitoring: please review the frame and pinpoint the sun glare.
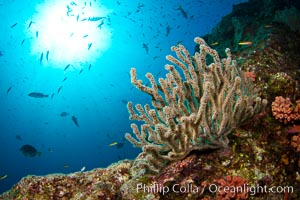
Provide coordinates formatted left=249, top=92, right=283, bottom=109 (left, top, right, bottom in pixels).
left=27, top=0, right=112, bottom=69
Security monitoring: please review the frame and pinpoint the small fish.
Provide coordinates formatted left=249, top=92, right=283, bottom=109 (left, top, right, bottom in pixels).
left=121, top=99, right=128, bottom=104
left=142, top=43, right=149, bottom=54
left=62, top=77, right=67, bottom=82
left=88, top=43, right=92, bottom=50
left=109, top=142, right=118, bottom=146
left=71, top=115, right=80, bottom=127
left=88, top=17, right=104, bottom=21
left=36, top=31, right=39, bottom=38
left=16, top=135, right=22, bottom=140
left=27, top=21, right=33, bottom=29
left=79, top=68, right=83, bottom=74
left=175, top=41, right=182, bottom=46
left=10, top=23, right=17, bottom=28
left=76, top=14, right=79, bottom=21
left=60, top=112, right=69, bottom=117
left=83, top=34, right=88, bottom=38
left=39, top=53, right=43, bottom=64
left=63, top=165, right=70, bottom=168
left=46, top=50, right=49, bottom=62
left=176, top=6, right=188, bottom=19
left=88, top=64, right=91, bottom=71
left=80, top=166, right=86, bottom=172
left=210, top=42, right=219, bottom=46
left=64, top=64, right=71, bottom=71
left=97, top=20, right=104, bottom=29
left=28, top=92, right=49, bottom=98
left=70, top=2, right=77, bottom=6
left=0, top=174, right=7, bottom=180
left=66, top=5, right=72, bottom=16
left=21, top=39, right=25, bottom=45
left=51, top=93, right=55, bottom=99
left=57, top=86, right=63, bottom=94
left=238, top=41, right=253, bottom=46
left=70, top=32, right=74, bottom=37
left=166, top=25, right=170, bottom=36
left=48, top=148, right=53, bottom=152
left=7, top=86, right=12, bottom=94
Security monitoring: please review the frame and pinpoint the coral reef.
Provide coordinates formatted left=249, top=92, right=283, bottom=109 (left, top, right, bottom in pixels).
left=271, top=96, right=300, bottom=124
left=126, top=37, right=267, bottom=174
left=1, top=0, right=300, bottom=199
left=212, top=175, right=248, bottom=200
left=0, top=160, right=132, bottom=200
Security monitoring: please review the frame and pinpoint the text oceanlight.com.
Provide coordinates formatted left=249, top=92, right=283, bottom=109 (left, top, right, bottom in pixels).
left=136, top=183, right=293, bottom=196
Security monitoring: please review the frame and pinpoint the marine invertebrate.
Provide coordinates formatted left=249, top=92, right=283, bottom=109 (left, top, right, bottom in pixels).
left=291, top=133, right=300, bottom=152
left=126, top=37, right=267, bottom=174
left=213, top=175, right=248, bottom=200
left=271, top=96, right=300, bottom=124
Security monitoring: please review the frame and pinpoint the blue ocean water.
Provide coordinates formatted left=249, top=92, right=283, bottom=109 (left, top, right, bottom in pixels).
left=0, top=0, right=247, bottom=194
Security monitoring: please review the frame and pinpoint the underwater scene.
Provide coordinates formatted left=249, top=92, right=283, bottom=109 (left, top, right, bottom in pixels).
left=0, top=0, right=300, bottom=199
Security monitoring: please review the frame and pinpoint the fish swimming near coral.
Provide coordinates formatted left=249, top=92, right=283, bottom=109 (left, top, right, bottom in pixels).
left=71, top=115, right=80, bottom=127
left=28, top=92, right=49, bottom=98
left=19, top=144, right=41, bottom=157
left=0, top=174, right=7, bottom=181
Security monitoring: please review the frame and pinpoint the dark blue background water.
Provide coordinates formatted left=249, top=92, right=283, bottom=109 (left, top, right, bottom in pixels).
left=0, top=0, right=247, bottom=194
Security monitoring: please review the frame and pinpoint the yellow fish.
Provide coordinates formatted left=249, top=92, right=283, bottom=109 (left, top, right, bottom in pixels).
left=109, top=142, right=118, bottom=146
left=63, top=165, right=70, bottom=168
left=0, top=174, right=7, bottom=180
left=210, top=42, right=219, bottom=46
left=238, top=41, right=253, bottom=46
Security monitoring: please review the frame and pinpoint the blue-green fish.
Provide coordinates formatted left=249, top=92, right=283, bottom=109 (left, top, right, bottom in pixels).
left=10, top=23, right=17, bottom=28
left=39, top=53, right=43, bottom=63
left=28, top=92, right=49, bottom=98
left=19, top=144, right=41, bottom=157
left=46, top=50, right=49, bottom=62
left=71, top=115, right=80, bottom=127
left=88, top=43, right=92, bottom=50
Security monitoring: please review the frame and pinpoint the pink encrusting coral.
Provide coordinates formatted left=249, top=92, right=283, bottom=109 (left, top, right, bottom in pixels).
left=291, top=133, right=300, bottom=152
left=271, top=96, right=300, bottom=124
left=213, top=175, right=249, bottom=200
